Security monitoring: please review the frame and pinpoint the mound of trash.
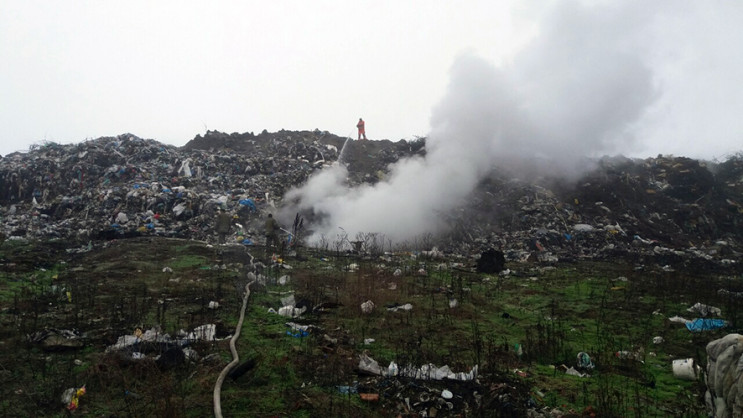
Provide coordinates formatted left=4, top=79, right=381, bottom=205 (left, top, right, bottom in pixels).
left=0, top=131, right=741, bottom=273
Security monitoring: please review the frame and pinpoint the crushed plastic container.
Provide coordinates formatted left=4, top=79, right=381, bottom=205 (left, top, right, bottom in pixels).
left=672, top=358, right=699, bottom=380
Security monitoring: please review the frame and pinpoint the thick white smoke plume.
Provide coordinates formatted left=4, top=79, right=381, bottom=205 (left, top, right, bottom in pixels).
left=284, top=1, right=660, bottom=243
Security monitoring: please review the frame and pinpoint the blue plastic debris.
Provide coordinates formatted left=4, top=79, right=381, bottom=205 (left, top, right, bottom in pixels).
left=685, top=318, right=727, bottom=332
left=241, top=239, right=254, bottom=246
left=239, top=199, right=257, bottom=211
left=337, top=382, right=358, bottom=394
left=286, top=330, right=309, bottom=338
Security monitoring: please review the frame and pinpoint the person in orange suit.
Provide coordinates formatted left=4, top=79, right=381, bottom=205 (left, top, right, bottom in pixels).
left=356, top=118, right=367, bottom=140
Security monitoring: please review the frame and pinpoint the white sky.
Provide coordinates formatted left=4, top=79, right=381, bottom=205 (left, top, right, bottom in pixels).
left=2, top=0, right=742, bottom=160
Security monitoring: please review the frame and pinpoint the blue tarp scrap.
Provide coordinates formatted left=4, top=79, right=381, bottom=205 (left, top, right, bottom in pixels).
left=241, top=239, right=254, bottom=246
left=238, top=199, right=257, bottom=211
left=337, top=383, right=358, bottom=394
left=685, top=318, right=727, bottom=332
left=286, top=330, right=309, bottom=338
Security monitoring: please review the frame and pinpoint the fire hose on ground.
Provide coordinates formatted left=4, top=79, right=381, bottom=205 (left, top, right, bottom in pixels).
left=213, top=280, right=255, bottom=418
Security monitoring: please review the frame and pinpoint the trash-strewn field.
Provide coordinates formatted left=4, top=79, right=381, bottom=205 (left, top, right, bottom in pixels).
left=1, top=237, right=739, bottom=417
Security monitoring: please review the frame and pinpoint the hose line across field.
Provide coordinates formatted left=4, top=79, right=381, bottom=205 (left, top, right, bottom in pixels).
left=213, top=281, right=255, bottom=418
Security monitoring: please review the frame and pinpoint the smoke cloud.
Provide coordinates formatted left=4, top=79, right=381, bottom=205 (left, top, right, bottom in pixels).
left=284, top=1, right=660, bottom=243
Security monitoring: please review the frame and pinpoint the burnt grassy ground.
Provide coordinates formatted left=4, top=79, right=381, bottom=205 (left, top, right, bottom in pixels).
left=0, top=236, right=740, bottom=417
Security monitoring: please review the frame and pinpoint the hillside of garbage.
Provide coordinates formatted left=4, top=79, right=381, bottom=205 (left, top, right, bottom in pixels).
left=0, top=130, right=741, bottom=274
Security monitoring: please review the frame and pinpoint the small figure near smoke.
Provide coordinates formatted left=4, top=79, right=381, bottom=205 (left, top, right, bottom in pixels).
left=264, top=213, right=280, bottom=252
left=215, top=207, right=232, bottom=244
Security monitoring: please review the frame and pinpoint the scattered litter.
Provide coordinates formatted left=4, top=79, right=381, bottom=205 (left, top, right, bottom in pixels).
left=565, top=367, right=587, bottom=378
left=337, top=382, right=358, bottom=395
left=287, top=329, right=309, bottom=338
left=361, top=300, right=375, bottom=314
left=615, top=350, right=643, bottom=362
left=280, top=294, right=296, bottom=307
left=208, top=301, right=220, bottom=309
left=672, top=358, right=700, bottom=381
left=652, top=336, right=664, bottom=344
left=278, top=305, right=306, bottom=318
left=61, top=385, right=86, bottom=411
left=576, top=352, right=594, bottom=369
left=687, top=302, right=722, bottom=317
left=668, top=315, right=691, bottom=324
left=286, top=322, right=311, bottom=332
left=358, top=353, right=478, bottom=381
left=573, top=224, right=595, bottom=232
left=360, top=393, right=379, bottom=402
left=27, top=328, right=84, bottom=350
left=191, top=324, right=216, bottom=341
left=718, top=289, right=743, bottom=299
left=476, top=248, right=506, bottom=273
left=386, top=303, right=413, bottom=312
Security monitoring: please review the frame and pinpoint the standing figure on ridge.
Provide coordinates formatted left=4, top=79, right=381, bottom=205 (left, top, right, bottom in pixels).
left=357, top=118, right=367, bottom=140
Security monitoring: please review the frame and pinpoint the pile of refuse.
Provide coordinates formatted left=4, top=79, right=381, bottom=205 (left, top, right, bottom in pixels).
left=0, top=131, right=349, bottom=244
left=1, top=131, right=742, bottom=272
left=442, top=154, right=743, bottom=272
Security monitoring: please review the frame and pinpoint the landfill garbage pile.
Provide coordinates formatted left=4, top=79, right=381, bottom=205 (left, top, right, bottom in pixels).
left=0, top=131, right=367, bottom=244
left=447, top=154, right=743, bottom=273
left=705, top=333, right=743, bottom=417
left=1, top=131, right=742, bottom=273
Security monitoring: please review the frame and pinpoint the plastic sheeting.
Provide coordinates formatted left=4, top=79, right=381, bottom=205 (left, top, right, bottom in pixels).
left=685, top=318, right=727, bottom=332
left=705, top=334, right=743, bottom=417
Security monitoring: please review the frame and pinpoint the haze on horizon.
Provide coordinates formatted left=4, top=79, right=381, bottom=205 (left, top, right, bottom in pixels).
left=2, top=1, right=743, bottom=160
